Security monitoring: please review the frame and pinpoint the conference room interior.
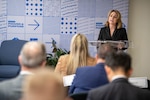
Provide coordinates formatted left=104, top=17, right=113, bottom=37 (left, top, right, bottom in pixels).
left=0, top=0, right=150, bottom=99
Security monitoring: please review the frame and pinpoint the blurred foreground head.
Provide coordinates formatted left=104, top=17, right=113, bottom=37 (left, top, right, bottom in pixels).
left=97, top=43, right=117, bottom=60
left=22, top=68, right=66, bottom=100
left=19, top=41, right=46, bottom=69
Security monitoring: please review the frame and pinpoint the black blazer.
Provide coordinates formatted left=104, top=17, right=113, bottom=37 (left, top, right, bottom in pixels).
left=98, top=27, right=128, bottom=41
left=87, top=78, right=150, bottom=100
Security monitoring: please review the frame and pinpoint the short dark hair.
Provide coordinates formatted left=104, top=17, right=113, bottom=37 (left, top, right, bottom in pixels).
left=97, top=43, right=116, bottom=59
left=105, top=51, right=131, bottom=73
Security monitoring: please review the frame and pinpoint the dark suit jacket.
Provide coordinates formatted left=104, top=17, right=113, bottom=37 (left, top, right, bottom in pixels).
left=87, top=78, right=150, bottom=100
left=69, top=63, right=108, bottom=94
left=0, top=74, right=27, bottom=100
left=98, top=27, right=128, bottom=41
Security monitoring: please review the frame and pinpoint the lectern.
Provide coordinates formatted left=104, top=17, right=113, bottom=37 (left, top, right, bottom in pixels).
left=89, top=40, right=130, bottom=50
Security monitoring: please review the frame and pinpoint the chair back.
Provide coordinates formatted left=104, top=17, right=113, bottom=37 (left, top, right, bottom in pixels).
left=0, top=40, right=27, bottom=65
left=69, top=92, right=88, bottom=100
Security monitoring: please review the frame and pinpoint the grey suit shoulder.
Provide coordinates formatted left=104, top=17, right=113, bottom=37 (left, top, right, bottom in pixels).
left=0, top=75, right=27, bottom=100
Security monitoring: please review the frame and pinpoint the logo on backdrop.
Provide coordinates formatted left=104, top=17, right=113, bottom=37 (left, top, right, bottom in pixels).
left=28, top=19, right=39, bottom=30
left=8, top=20, right=24, bottom=28
left=96, top=22, right=104, bottom=29
left=12, top=37, right=19, bottom=40
left=30, top=38, right=38, bottom=41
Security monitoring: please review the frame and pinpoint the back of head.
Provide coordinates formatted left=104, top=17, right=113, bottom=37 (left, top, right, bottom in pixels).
left=97, top=43, right=116, bottom=60
left=105, top=51, right=132, bottom=74
left=67, top=33, right=90, bottom=74
left=19, top=41, right=46, bottom=68
left=70, top=33, right=89, bottom=57
left=23, top=68, right=66, bottom=100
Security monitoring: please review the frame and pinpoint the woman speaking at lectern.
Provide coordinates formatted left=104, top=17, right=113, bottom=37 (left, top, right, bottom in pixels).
left=98, top=10, right=128, bottom=49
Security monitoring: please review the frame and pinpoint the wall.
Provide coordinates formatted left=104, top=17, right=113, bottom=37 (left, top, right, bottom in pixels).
left=0, top=0, right=129, bottom=55
left=128, top=0, right=150, bottom=79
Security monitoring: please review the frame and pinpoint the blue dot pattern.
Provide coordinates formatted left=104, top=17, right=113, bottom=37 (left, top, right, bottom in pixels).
left=26, top=0, right=43, bottom=16
left=61, top=17, right=77, bottom=34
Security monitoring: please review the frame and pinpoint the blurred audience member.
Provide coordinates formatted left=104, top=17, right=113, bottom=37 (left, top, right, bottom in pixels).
left=69, top=43, right=116, bottom=94
left=55, top=33, right=96, bottom=76
left=0, top=41, right=47, bottom=100
left=87, top=52, right=150, bottom=100
left=22, top=68, right=66, bottom=100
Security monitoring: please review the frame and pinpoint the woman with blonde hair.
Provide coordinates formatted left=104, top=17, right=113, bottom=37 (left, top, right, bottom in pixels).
left=97, top=9, right=128, bottom=49
left=55, top=33, right=96, bottom=76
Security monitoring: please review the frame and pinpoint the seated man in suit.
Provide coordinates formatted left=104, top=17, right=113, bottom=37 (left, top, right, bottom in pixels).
left=0, top=41, right=47, bottom=100
left=69, top=43, right=116, bottom=94
left=87, top=51, right=150, bottom=100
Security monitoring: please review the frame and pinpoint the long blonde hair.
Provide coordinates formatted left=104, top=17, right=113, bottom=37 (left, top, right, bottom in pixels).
left=67, top=33, right=90, bottom=75
left=105, top=9, right=122, bottom=29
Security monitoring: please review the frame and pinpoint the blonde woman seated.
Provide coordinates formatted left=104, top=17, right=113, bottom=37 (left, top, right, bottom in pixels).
left=55, top=33, right=96, bottom=76
left=22, top=68, right=67, bottom=100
